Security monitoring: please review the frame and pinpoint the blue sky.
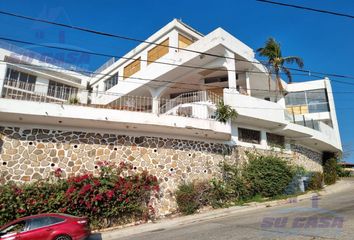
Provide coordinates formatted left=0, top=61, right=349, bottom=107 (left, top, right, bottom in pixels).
left=0, top=0, right=353, bottom=161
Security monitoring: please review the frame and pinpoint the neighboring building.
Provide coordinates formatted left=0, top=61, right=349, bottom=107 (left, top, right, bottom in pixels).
left=0, top=19, right=342, bottom=215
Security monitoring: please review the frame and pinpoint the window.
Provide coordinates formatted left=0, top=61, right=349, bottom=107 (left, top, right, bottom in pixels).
left=204, top=76, right=228, bottom=84
left=267, top=133, right=285, bottom=148
left=123, top=58, right=141, bottom=79
left=47, top=80, right=78, bottom=100
left=48, top=217, right=65, bottom=225
left=178, top=34, right=193, bottom=49
left=285, top=91, right=306, bottom=106
left=285, top=89, right=329, bottom=113
left=104, top=73, right=118, bottom=91
left=147, top=38, right=169, bottom=64
left=4, top=68, right=37, bottom=91
left=238, top=128, right=261, bottom=144
left=27, top=217, right=51, bottom=230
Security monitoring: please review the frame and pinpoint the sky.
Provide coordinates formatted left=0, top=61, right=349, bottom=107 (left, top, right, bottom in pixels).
left=0, top=0, right=353, bottom=161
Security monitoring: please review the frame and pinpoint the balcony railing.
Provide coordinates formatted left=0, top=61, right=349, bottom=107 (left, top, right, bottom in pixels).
left=4, top=79, right=35, bottom=92
left=159, top=90, right=222, bottom=114
left=1, top=84, right=220, bottom=120
left=3, top=80, right=78, bottom=102
left=284, top=109, right=334, bottom=136
left=286, top=102, right=329, bottom=115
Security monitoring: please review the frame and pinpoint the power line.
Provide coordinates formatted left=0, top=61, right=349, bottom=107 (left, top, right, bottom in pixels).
left=257, top=0, right=354, bottom=19
left=3, top=60, right=354, bottom=99
left=3, top=34, right=354, bottom=88
left=0, top=10, right=353, bottom=80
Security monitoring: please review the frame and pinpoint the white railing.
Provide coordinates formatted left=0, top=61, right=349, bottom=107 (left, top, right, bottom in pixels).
left=4, top=79, right=35, bottom=92
left=159, top=90, right=222, bottom=114
left=1, top=84, right=222, bottom=119
left=108, top=95, right=153, bottom=113
left=3, top=80, right=78, bottom=101
left=284, top=109, right=335, bottom=138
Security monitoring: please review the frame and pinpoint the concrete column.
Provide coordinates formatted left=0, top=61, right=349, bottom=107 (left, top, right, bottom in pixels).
left=152, top=97, right=160, bottom=114
left=260, top=130, right=267, bottom=148
left=0, top=63, right=7, bottom=97
left=245, top=72, right=251, bottom=95
left=148, top=86, right=166, bottom=115
left=223, top=49, right=237, bottom=91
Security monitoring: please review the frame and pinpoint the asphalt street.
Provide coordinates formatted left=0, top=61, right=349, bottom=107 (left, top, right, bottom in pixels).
left=93, top=179, right=354, bottom=240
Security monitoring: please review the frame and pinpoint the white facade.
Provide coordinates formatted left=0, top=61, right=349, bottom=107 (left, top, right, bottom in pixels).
left=0, top=19, right=342, bottom=154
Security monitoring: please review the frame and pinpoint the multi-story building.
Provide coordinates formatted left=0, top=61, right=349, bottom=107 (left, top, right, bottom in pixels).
left=0, top=19, right=342, bottom=215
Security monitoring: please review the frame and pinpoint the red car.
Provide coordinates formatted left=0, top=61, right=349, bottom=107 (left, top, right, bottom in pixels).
left=0, top=213, right=90, bottom=240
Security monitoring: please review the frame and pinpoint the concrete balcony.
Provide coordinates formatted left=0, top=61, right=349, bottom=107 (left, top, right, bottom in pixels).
left=0, top=92, right=231, bottom=141
left=223, top=89, right=341, bottom=152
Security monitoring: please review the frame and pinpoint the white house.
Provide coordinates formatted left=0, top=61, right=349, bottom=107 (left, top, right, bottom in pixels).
left=0, top=19, right=342, bottom=214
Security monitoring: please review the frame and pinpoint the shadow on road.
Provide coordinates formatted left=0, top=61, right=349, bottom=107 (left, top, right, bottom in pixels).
left=88, top=233, right=103, bottom=240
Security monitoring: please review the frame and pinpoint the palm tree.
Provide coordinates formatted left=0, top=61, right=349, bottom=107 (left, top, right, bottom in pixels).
left=257, top=37, right=304, bottom=96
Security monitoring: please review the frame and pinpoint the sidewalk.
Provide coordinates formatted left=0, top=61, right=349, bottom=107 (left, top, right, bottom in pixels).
left=89, top=179, right=353, bottom=240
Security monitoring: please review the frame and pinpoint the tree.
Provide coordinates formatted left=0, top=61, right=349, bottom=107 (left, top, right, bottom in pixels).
left=257, top=38, right=304, bottom=96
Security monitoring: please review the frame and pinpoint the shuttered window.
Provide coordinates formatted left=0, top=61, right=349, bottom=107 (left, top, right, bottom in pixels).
left=123, top=58, right=141, bottom=79
left=147, top=38, right=169, bottom=64
left=178, top=34, right=193, bottom=49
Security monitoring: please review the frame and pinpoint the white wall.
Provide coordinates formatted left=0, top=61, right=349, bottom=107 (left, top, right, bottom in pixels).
left=34, top=77, right=49, bottom=94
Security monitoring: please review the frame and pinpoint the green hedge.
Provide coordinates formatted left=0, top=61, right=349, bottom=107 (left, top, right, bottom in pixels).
left=175, top=153, right=297, bottom=214
left=0, top=162, right=159, bottom=229
left=243, top=154, right=295, bottom=197
left=323, top=158, right=337, bottom=185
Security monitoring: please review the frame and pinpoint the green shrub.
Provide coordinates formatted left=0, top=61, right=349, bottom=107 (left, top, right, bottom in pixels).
left=307, top=172, right=323, bottom=190
left=215, top=101, right=238, bottom=123
left=243, top=153, right=295, bottom=197
left=175, top=182, right=200, bottom=215
left=323, top=158, right=337, bottom=185
left=0, top=162, right=159, bottom=229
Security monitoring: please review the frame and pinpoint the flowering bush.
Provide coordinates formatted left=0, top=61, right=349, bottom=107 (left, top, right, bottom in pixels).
left=0, top=162, right=159, bottom=229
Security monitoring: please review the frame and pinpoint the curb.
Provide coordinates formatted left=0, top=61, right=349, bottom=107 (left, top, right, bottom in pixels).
left=91, top=180, right=352, bottom=240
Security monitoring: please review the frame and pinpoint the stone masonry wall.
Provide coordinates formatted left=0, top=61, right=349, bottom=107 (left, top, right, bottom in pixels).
left=0, top=126, right=322, bottom=215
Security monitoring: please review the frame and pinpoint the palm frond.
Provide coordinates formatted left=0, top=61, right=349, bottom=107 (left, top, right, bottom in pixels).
left=283, top=56, right=304, bottom=68
left=281, top=66, right=292, bottom=83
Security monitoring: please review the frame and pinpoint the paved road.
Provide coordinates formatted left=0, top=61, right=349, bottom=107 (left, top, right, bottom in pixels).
left=95, top=179, right=354, bottom=240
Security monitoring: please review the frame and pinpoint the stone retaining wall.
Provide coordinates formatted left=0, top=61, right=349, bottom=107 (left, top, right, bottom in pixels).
left=0, top=126, right=322, bottom=215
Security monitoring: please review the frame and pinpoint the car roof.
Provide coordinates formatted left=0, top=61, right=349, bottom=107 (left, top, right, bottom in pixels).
left=1, top=213, right=84, bottom=229
left=17, top=213, right=71, bottom=221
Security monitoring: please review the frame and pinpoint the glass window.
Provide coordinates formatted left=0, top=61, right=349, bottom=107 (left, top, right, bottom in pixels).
left=267, top=133, right=285, bottom=148
left=9, top=69, right=19, bottom=81
left=27, top=75, right=37, bottom=84
left=48, top=217, right=65, bottom=225
left=19, top=72, right=29, bottom=83
left=27, top=217, right=51, bottom=230
left=306, top=89, right=328, bottom=104
left=238, top=128, right=261, bottom=144
left=104, top=73, right=119, bottom=91
left=47, top=80, right=78, bottom=100
left=285, top=91, right=306, bottom=106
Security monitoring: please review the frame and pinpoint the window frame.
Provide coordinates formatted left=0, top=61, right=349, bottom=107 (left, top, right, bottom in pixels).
left=238, top=128, right=261, bottom=144
left=104, top=72, right=119, bottom=91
